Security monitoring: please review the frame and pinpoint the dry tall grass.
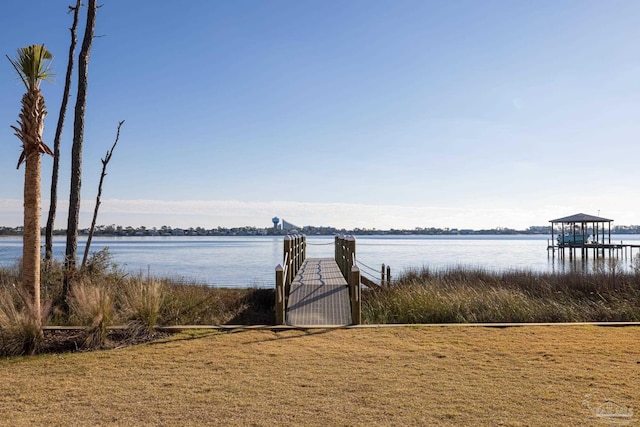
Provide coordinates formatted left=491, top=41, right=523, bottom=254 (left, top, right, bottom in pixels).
left=68, top=281, right=115, bottom=348
left=0, top=286, right=49, bottom=356
left=159, top=283, right=274, bottom=325
left=119, top=277, right=164, bottom=336
left=363, top=266, right=640, bottom=323
left=1, top=249, right=273, bottom=354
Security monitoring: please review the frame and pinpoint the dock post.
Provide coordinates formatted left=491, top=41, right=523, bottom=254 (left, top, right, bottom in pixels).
left=341, top=236, right=349, bottom=277
left=293, top=236, right=298, bottom=278
left=348, top=236, right=356, bottom=272
left=294, top=235, right=301, bottom=275
left=284, top=236, right=292, bottom=294
left=350, top=266, right=361, bottom=325
left=275, top=264, right=285, bottom=325
left=386, top=265, right=391, bottom=286
left=301, top=235, right=306, bottom=263
left=337, top=236, right=349, bottom=279
left=344, top=237, right=349, bottom=276
left=335, top=236, right=341, bottom=273
left=297, top=235, right=303, bottom=272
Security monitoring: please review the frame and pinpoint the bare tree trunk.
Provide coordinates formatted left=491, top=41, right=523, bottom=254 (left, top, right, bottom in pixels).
left=45, top=0, right=82, bottom=262
left=82, top=120, right=124, bottom=268
left=64, top=0, right=97, bottom=304
left=24, top=152, right=42, bottom=325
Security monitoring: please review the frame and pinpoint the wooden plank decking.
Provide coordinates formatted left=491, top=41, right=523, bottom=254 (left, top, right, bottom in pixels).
left=286, top=258, right=351, bottom=326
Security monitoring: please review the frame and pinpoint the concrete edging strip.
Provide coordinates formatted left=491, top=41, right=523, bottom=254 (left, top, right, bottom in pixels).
left=41, top=322, right=640, bottom=333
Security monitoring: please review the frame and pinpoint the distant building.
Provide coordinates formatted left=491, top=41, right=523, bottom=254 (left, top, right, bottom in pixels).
left=272, top=217, right=280, bottom=230
left=282, top=219, right=299, bottom=232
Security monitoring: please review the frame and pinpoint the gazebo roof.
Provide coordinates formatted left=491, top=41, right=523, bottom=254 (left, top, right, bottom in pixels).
left=549, top=213, right=613, bottom=224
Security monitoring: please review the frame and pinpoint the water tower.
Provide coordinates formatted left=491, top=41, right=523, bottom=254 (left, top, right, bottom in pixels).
left=272, top=217, right=280, bottom=230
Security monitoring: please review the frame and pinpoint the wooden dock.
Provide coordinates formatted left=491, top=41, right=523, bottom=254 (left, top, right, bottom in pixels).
left=547, top=242, right=640, bottom=260
left=275, top=235, right=374, bottom=327
left=286, top=258, right=351, bottom=326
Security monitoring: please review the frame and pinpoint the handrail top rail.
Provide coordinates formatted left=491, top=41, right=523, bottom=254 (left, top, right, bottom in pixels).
left=335, top=234, right=356, bottom=240
left=284, top=233, right=305, bottom=240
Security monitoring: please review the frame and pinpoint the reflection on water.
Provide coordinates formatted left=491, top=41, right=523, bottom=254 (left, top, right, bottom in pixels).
left=549, top=249, right=638, bottom=275
left=1, top=234, right=639, bottom=287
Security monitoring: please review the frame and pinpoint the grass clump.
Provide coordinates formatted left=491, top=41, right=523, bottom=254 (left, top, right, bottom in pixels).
left=363, top=266, right=640, bottom=324
left=0, top=287, right=49, bottom=356
left=68, top=281, right=116, bottom=349
left=119, top=277, right=164, bottom=337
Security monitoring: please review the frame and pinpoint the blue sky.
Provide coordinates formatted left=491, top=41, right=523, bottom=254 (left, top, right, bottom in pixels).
left=2, top=1, right=640, bottom=230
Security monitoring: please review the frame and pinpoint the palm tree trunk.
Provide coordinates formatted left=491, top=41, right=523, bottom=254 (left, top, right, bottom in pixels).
left=8, top=44, right=53, bottom=328
left=23, top=152, right=42, bottom=325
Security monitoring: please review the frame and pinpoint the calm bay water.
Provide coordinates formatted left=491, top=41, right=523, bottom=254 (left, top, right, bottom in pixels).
left=1, top=234, right=640, bottom=287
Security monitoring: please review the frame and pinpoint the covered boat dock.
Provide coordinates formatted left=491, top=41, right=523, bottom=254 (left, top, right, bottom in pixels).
left=548, top=213, right=640, bottom=260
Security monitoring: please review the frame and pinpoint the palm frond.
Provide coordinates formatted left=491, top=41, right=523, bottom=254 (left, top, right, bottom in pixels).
left=16, top=151, right=26, bottom=169
left=6, top=45, right=54, bottom=90
left=39, top=142, right=53, bottom=156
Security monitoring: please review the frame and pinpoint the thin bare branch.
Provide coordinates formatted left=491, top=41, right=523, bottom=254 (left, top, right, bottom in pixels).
left=82, top=120, right=125, bottom=268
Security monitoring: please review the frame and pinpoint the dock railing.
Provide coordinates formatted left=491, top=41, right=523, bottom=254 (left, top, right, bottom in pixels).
left=334, top=235, right=393, bottom=324
left=349, top=265, right=361, bottom=325
left=335, top=235, right=390, bottom=289
left=335, top=236, right=360, bottom=324
left=276, top=235, right=391, bottom=326
left=275, top=234, right=306, bottom=325
left=335, top=235, right=356, bottom=278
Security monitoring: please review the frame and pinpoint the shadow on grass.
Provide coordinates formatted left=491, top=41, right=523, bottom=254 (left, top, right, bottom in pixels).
left=241, top=327, right=340, bottom=344
left=226, top=288, right=275, bottom=325
left=145, top=330, right=222, bottom=346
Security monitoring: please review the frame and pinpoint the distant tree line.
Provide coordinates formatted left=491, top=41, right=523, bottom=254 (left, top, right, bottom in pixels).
left=3, top=224, right=640, bottom=237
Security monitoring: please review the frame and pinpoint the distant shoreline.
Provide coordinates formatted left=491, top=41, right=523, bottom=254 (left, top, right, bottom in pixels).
left=1, top=223, right=640, bottom=238
left=2, top=230, right=640, bottom=238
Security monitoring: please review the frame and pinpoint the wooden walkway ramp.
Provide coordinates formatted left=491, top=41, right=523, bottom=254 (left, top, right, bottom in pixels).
left=275, top=235, right=370, bottom=326
left=286, top=258, right=351, bottom=326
